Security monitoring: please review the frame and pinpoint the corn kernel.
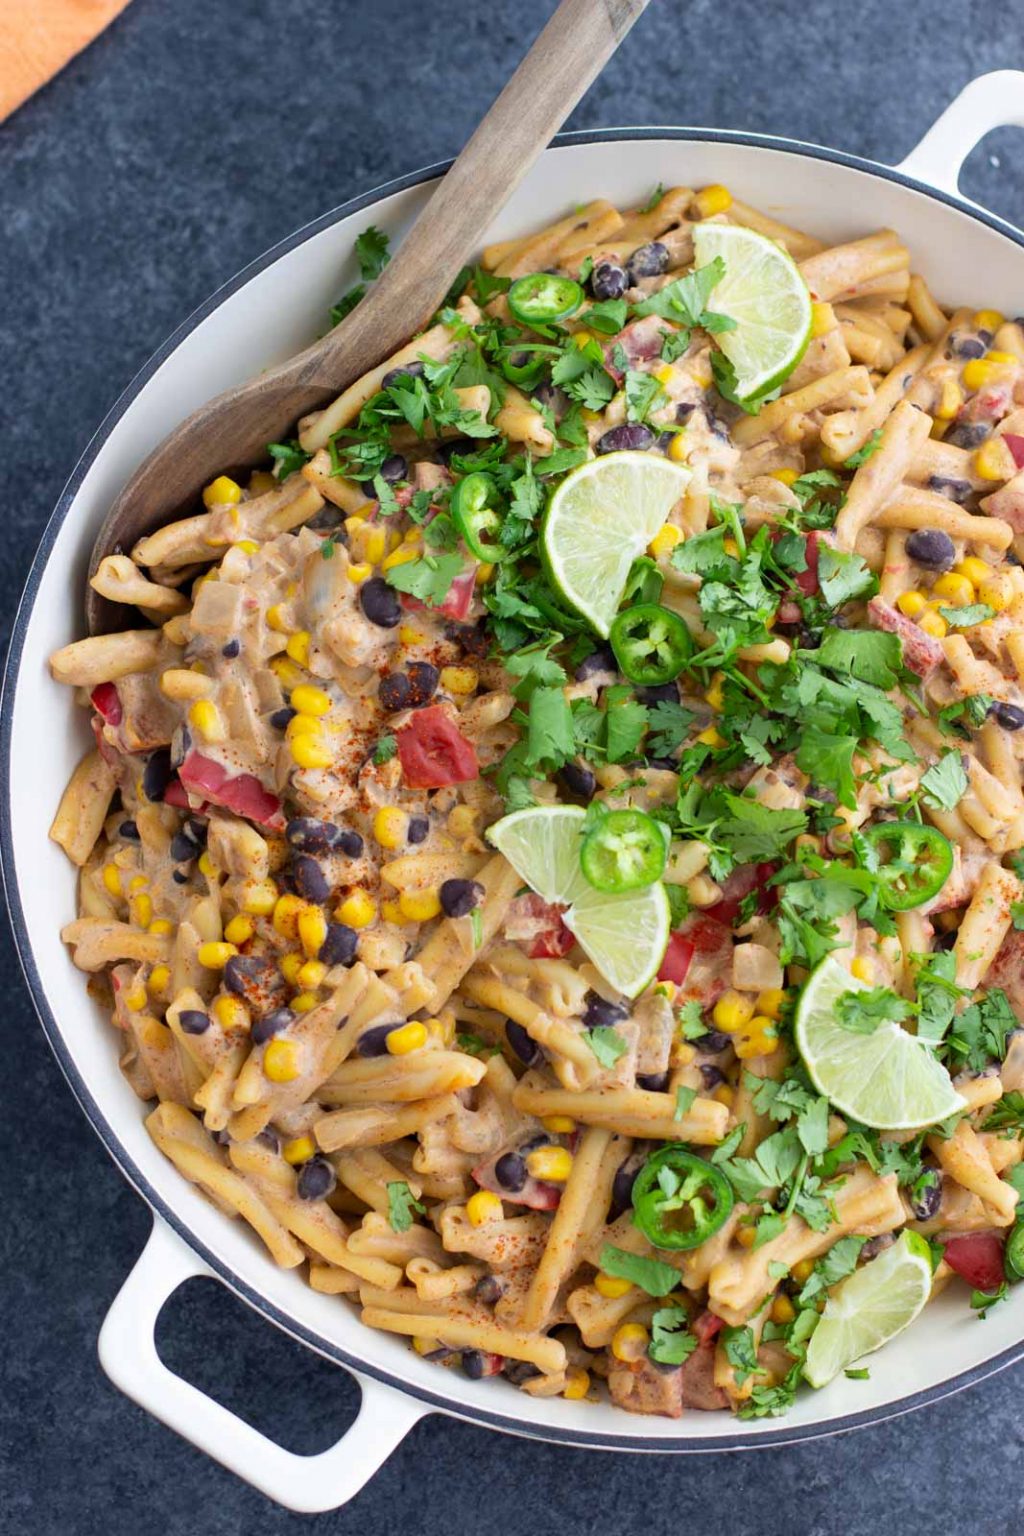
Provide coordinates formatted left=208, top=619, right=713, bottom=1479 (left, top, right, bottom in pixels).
left=291, top=991, right=319, bottom=1013
left=291, top=733, right=333, bottom=770
left=477, top=563, right=496, bottom=585
left=130, top=892, right=153, bottom=929
left=381, top=547, right=416, bottom=573
left=933, top=572, right=975, bottom=606
left=286, top=714, right=322, bottom=742
left=439, top=666, right=478, bottom=696
left=123, top=984, right=147, bottom=1011
left=398, top=624, right=424, bottom=646
left=933, top=378, right=963, bottom=420
left=769, top=467, right=799, bottom=486
left=542, top=1116, right=576, bottom=1134
left=668, top=433, right=690, bottom=463
left=263, top=1037, right=300, bottom=1081
left=955, top=557, right=991, bottom=588
left=573, top=330, right=596, bottom=349
left=649, top=523, right=683, bottom=558
left=290, top=684, right=331, bottom=717
left=401, top=527, right=421, bottom=545
left=346, top=562, right=373, bottom=582
left=412, top=1336, right=441, bottom=1356
left=713, top=990, right=755, bottom=1033
left=337, top=889, right=377, bottom=928
left=397, top=887, right=441, bottom=924
left=242, top=879, right=279, bottom=916
left=466, top=1190, right=503, bottom=1226
left=364, top=527, right=387, bottom=566
left=297, top=959, right=327, bottom=992
left=563, top=1366, right=590, bottom=1400
left=298, top=905, right=328, bottom=959
left=850, top=956, right=873, bottom=983
left=896, top=590, right=927, bottom=618
left=918, top=607, right=947, bottom=639
left=235, top=539, right=260, bottom=555
left=129, top=874, right=149, bottom=892
left=974, top=309, right=1005, bottom=332
left=979, top=574, right=1012, bottom=612
left=188, top=699, right=226, bottom=744
left=525, top=1145, right=574, bottom=1183
left=102, top=863, right=122, bottom=899
left=595, top=1271, right=634, bottom=1299
left=696, top=726, right=726, bottom=748
left=147, top=964, right=170, bottom=995
left=282, top=1135, right=316, bottom=1165
left=278, top=952, right=304, bottom=985
left=198, top=851, right=219, bottom=880
left=285, top=631, right=310, bottom=668
left=386, top=1020, right=428, bottom=1055
left=272, top=893, right=306, bottom=941
left=611, top=1322, right=650, bottom=1362
left=809, top=301, right=834, bottom=338
left=793, top=1258, right=815, bottom=1284
left=224, top=914, right=254, bottom=946
left=722, top=537, right=739, bottom=557
left=771, top=1294, right=796, bottom=1325
left=735, top=1031, right=766, bottom=1059
left=975, top=436, right=1015, bottom=481
left=426, top=1014, right=455, bottom=1045
left=266, top=603, right=291, bottom=633
left=737, top=1225, right=758, bottom=1248
left=198, top=940, right=237, bottom=969
left=447, top=805, right=476, bottom=838
left=344, top=514, right=367, bottom=536
left=213, top=994, right=250, bottom=1032
left=654, top=363, right=675, bottom=386
left=674, top=1042, right=697, bottom=1065
left=381, top=899, right=406, bottom=925
left=695, top=183, right=732, bottom=218
left=963, top=357, right=1014, bottom=391
left=374, top=807, right=409, bottom=849
left=203, top=475, right=242, bottom=509
left=269, top=655, right=305, bottom=690
left=148, top=919, right=174, bottom=937
left=713, top=1085, right=735, bottom=1107
left=250, top=469, right=276, bottom=495
left=755, top=988, right=787, bottom=1020
left=986, top=349, right=1018, bottom=365
left=704, top=672, right=726, bottom=711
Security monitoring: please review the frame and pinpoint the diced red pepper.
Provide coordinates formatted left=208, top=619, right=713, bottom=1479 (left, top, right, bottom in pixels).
left=704, top=862, right=779, bottom=924
left=401, top=568, right=477, bottom=622
left=943, top=1232, right=1006, bottom=1292
left=90, top=682, right=122, bottom=727
left=658, top=933, right=695, bottom=985
left=692, top=1310, right=724, bottom=1344
left=397, top=705, right=479, bottom=788
left=163, top=778, right=191, bottom=809
left=529, top=906, right=575, bottom=959
left=178, top=750, right=284, bottom=829
left=1004, top=433, right=1024, bottom=469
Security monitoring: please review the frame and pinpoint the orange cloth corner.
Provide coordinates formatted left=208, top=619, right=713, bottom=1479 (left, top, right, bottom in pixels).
left=0, top=0, right=133, bottom=124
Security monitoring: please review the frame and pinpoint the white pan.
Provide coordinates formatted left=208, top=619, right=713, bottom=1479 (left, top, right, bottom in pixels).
left=5, top=70, right=1024, bottom=1515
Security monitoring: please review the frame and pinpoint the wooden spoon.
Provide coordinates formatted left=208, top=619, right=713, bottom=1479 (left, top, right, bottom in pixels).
left=85, top=0, right=652, bottom=633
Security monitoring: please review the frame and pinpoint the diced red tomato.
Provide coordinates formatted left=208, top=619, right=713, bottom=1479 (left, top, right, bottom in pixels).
left=867, top=595, right=944, bottom=678
left=163, top=778, right=191, bottom=809
left=658, top=914, right=733, bottom=1005
left=401, top=568, right=477, bottom=622
left=692, top=1310, right=724, bottom=1344
left=397, top=705, right=479, bottom=788
left=943, top=1232, right=1006, bottom=1292
left=529, top=908, right=575, bottom=959
left=1004, top=433, right=1024, bottom=469
left=704, top=862, right=778, bottom=924
left=178, top=750, right=284, bottom=829
left=90, top=682, right=122, bottom=726
left=775, top=530, right=820, bottom=623
left=658, top=933, right=695, bottom=985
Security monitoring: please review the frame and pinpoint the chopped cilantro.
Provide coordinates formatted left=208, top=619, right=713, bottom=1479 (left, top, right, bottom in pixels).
left=355, top=225, right=391, bottom=281
left=836, top=986, right=914, bottom=1036
left=373, top=734, right=397, bottom=765
left=584, top=1026, right=628, bottom=1068
left=384, top=552, right=464, bottom=607
left=267, top=439, right=311, bottom=480
left=598, top=1243, right=679, bottom=1297
left=844, top=429, right=883, bottom=468
left=648, top=1306, right=698, bottom=1365
left=387, top=1181, right=425, bottom=1233
left=920, top=751, right=968, bottom=811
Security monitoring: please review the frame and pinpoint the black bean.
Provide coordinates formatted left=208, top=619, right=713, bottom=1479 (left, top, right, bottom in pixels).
left=646, top=756, right=678, bottom=771
left=270, top=706, right=297, bottom=731
left=439, top=878, right=484, bottom=918
left=675, top=402, right=697, bottom=424
left=211, top=1127, right=231, bottom=1146
left=582, top=990, right=629, bottom=1030
left=557, top=761, right=597, bottom=800
left=993, top=701, right=1024, bottom=731
left=142, top=748, right=172, bottom=802
left=977, top=328, right=995, bottom=348
left=380, top=453, right=408, bottom=483
left=910, top=1168, right=942, bottom=1221
left=179, top=1009, right=210, bottom=1035
left=297, top=1157, right=337, bottom=1201
left=698, top=1029, right=731, bottom=1055
left=333, top=828, right=364, bottom=858
left=406, top=661, right=440, bottom=707
left=532, top=382, right=569, bottom=420
left=461, top=1350, right=498, bottom=1380
left=286, top=817, right=340, bottom=854
left=251, top=1007, right=294, bottom=1045
left=505, top=1018, right=543, bottom=1067
left=186, top=818, right=208, bottom=847
left=700, top=1064, right=725, bottom=1091
left=926, top=475, right=973, bottom=505
left=950, top=334, right=987, bottom=359
left=224, top=954, right=279, bottom=999
left=293, top=854, right=330, bottom=903
left=378, top=671, right=411, bottom=711
left=591, top=261, right=628, bottom=300
left=504, top=1361, right=541, bottom=1386
left=435, top=436, right=475, bottom=466
left=947, top=421, right=990, bottom=449
left=359, top=577, right=402, bottom=628
left=445, top=619, right=489, bottom=657
left=308, top=505, right=344, bottom=534
left=221, top=638, right=241, bottom=659
left=320, top=923, right=359, bottom=966
left=905, top=528, right=956, bottom=570
left=627, top=241, right=669, bottom=281
left=474, top=1274, right=505, bottom=1305
left=637, top=1070, right=669, bottom=1092
left=609, top=1155, right=643, bottom=1219
left=170, top=727, right=191, bottom=772
left=935, top=928, right=958, bottom=952
left=407, top=815, right=430, bottom=844
left=256, top=1127, right=280, bottom=1152
left=381, top=361, right=424, bottom=389
left=596, top=423, right=654, bottom=455
left=357, top=1022, right=400, bottom=1057
left=170, top=830, right=199, bottom=863
left=118, top=819, right=140, bottom=841
left=637, top=682, right=679, bottom=706
left=494, top=1152, right=527, bottom=1192
left=860, top=1234, right=896, bottom=1262
left=575, top=644, right=617, bottom=681
left=518, top=1132, right=553, bottom=1153
left=172, top=869, right=190, bottom=885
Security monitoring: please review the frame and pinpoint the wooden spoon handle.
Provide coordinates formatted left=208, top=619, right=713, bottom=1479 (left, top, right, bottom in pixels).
left=295, top=0, right=652, bottom=393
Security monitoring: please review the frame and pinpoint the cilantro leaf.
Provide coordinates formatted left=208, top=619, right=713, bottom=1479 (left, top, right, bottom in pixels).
left=711, top=350, right=780, bottom=414
left=603, top=685, right=650, bottom=764
left=386, top=1180, right=425, bottom=1233
left=674, top=1084, right=698, bottom=1118
left=814, top=628, right=903, bottom=689
left=330, top=285, right=365, bottom=325
left=722, top=1324, right=761, bottom=1385
left=625, top=369, right=667, bottom=424
left=584, top=1027, right=628, bottom=1068
left=920, top=751, right=968, bottom=811
left=817, top=545, right=878, bottom=608
left=795, top=727, right=859, bottom=808
left=384, top=552, right=463, bottom=607
left=716, top=794, right=808, bottom=861
left=373, top=734, right=397, bottom=765
left=981, top=1091, right=1024, bottom=1133
left=939, top=603, right=996, bottom=629
left=355, top=225, right=391, bottom=281
left=836, top=986, right=914, bottom=1035
left=947, top=988, right=1018, bottom=1073
left=473, top=266, right=512, bottom=305
left=267, top=440, right=311, bottom=480
left=645, top=700, right=695, bottom=758
left=843, top=430, right=883, bottom=468
left=504, top=639, right=568, bottom=690
left=521, top=685, right=575, bottom=772
left=648, top=1306, right=698, bottom=1365
left=639, top=181, right=666, bottom=215
left=598, top=1243, right=679, bottom=1297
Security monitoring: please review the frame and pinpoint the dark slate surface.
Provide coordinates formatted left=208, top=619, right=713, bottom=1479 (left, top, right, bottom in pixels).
left=2, top=1, right=1024, bottom=1530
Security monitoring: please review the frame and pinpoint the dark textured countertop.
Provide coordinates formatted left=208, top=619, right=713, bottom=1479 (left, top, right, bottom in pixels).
left=3, top=2, right=1024, bottom=1530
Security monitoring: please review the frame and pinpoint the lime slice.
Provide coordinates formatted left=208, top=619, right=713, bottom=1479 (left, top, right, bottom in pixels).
left=692, top=223, right=812, bottom=399
left=487, top=805, right=670, bottom=997
left=803, top=1231, right=933, bottom=1389
left=541, top=452, right=691, bottom=637
left=794, top=957, right=965, bottom=1131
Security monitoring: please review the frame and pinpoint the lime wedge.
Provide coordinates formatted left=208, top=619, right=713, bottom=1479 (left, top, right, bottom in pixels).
left=487, top=805, right=670, bottom=997
left=692, top=223, right=812, bottom=399
left=794, top=957, right=965, bottom=1131
left=803, top=1231, right=933, bottom=1389
left=541, top=452, right=691, bottom=637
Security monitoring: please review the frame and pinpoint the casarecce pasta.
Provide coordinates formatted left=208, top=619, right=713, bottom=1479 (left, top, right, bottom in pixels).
left=50, top=181, right=1024, bottom=1420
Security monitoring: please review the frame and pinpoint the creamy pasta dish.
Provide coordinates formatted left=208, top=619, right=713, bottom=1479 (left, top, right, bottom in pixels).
left=50, top=183, right=1024, bottom=1418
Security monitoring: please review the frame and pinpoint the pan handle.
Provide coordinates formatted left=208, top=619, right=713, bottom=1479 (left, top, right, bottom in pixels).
left=896, top=71, right=1024, bottom=198
left=98, top=1218, right=428, bottom=1512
